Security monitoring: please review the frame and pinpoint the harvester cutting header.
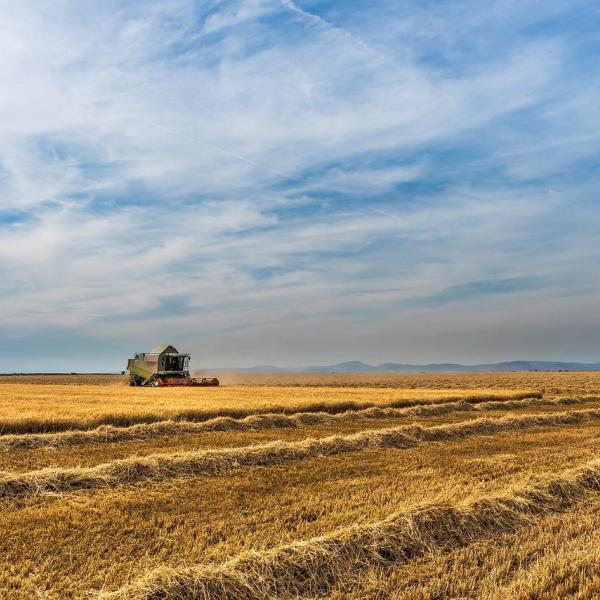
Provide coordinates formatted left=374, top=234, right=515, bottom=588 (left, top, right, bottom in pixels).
left=126, top=345, right=219, bottom=387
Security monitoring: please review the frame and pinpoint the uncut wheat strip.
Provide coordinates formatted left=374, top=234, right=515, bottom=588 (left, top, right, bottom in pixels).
left=0, top=394, right=588, bottom=452
left=0, top=391, right=542, bottom=435
left=0, top=408, right=599, bottom=501
left=0, top=401, right=468, bottom=450
left=96, top=459, right=600, bottom=600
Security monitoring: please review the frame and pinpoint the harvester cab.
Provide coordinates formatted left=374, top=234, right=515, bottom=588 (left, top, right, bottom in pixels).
left=126, top=345, right=219, bottom=387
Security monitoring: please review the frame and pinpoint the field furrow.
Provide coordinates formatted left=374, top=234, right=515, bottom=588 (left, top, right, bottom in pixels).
left=328, top=493, right=600, bottom=599
left=0, top=385, right=540, bottom=433
left=3, top=394, right=587, bottom=452
left=0, top=408, right=599, bottom=501
left=96, top=458, right=600, bottom=600
left=1, top=375, right=599, bottom=599
left=1, top=414, right=598, bottom=599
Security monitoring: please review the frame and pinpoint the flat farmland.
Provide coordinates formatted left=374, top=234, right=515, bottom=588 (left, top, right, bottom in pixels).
left=3, top=370, right=600, bottom=395
left=0, top=382, right=539, bottom=432
left=0, top=373, right=599, bottom=598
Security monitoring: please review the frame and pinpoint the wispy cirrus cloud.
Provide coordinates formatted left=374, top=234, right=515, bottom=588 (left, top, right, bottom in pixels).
left=0, top=0, right=599, bottom=370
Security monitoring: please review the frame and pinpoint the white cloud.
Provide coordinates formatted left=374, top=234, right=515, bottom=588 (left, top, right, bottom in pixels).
left=0, top=0, right=598, bottom=367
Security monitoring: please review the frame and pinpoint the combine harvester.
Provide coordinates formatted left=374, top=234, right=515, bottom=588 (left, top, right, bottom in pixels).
left=126, top=345, right=219, bottom=387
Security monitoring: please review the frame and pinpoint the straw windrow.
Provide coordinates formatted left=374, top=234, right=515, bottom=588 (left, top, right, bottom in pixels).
left=0, top=394, right=577, bottom=451
left=96, top=458, right=600, bottom=599
left=0, top=401, right=466, bottom=450
left=0, top=391, right=542, bottom=435
left=0, top=408, right=599, bottom=501
left=0, top=394, right=591, bottom=452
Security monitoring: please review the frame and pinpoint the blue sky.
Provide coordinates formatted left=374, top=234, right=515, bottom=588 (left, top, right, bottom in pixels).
left=0, top=0, right=599, bottom=371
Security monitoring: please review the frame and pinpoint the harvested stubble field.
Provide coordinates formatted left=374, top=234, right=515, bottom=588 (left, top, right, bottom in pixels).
left=0, top=373, right=599, bottom=598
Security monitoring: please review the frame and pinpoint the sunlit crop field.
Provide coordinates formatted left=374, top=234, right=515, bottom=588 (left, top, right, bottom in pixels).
left=3, top=368, right=599, bottom=394
left=0, top=382, right=540, bottom=433
left=0, top=372, right=599, bottom=599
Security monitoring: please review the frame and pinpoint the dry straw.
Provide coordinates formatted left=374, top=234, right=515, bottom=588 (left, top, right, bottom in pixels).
left=96, top=458, right=600, bottom=599
left=0, top=391, right=541, bottom=435
left=0, top=394, right=573, bottom=451
left=0, top=408, right=598, bottom=501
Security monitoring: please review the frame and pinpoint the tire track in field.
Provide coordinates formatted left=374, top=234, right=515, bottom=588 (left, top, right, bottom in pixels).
left=0, top=395, right=589, bottom=451
left=95, top=457, right=600, bottom=599
left=0, top=408, right=599, bottom=501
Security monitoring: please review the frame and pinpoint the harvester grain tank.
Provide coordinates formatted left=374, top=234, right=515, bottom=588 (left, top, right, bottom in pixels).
left=126, top=345, right=219, bottom=387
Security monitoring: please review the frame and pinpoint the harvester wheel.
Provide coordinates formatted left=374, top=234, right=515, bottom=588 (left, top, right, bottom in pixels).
left=129, top=374, right=144, bottom=387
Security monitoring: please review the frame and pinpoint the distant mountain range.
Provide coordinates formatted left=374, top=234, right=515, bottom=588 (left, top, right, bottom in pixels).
left=220, top=360, right=600, bottom=373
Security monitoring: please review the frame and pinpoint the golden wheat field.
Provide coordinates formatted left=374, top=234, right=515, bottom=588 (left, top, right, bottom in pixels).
left=0, top=373, right=599, bottom=599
